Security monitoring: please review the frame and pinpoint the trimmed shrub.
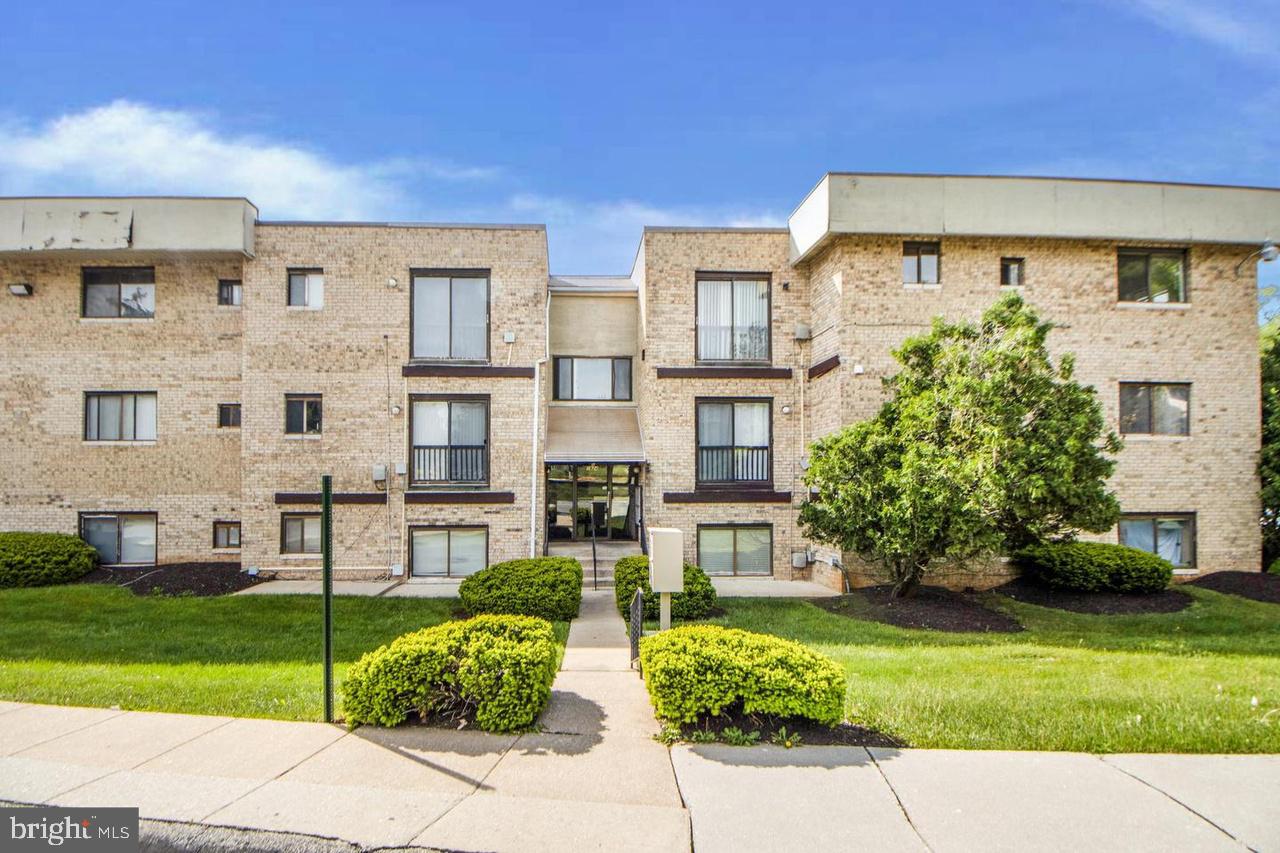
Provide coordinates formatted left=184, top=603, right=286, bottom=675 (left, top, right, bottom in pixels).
left=459, top=557, right=582, bottom=621
left=0, top=532, right=98, bottom=588
left=341, top=614, right=558, bottom=732
left=614, top=555, right=718, bottom=621
left=1017, top=541, right=1173, bottom=594
left=639, top=625, right=846, bottom=726
left=1268, top=558, right=1280, bottom=575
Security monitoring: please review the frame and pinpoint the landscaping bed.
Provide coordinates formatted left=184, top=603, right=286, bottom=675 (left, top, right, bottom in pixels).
left=674, top=709, right=903, bottom=748
left=1188, top=571, right=1280, bottom=605
left=80, top=562, right=261, bottom=597
left=994, top=577, right=1192, bottom=615
left=814, top=585, right=1023, bottom=633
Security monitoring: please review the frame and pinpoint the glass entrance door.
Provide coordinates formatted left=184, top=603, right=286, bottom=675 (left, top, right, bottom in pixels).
left=546, top=464, right=640, bottom=542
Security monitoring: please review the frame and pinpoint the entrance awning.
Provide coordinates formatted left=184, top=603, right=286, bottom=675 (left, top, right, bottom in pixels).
left=545, top=406, right=645, bottom=464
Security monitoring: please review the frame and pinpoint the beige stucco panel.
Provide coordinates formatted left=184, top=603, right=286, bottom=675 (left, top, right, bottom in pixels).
left=549, top=293, right=638, bottom=357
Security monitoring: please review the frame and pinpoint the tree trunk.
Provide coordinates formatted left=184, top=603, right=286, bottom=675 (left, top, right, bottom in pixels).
left=891, top=572, right=921, bottom=599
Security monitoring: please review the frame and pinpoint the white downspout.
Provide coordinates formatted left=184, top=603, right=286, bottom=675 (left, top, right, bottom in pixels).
left=529, top=290, right=550, bottom=557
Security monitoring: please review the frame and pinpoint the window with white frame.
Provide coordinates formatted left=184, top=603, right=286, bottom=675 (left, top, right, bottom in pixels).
left=85, top=392, right=157, bottom=441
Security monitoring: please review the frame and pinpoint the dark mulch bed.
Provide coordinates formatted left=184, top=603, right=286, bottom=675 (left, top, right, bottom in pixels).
left=814, top=585, right=1024, bottom=633
left=680, top=708, right=904, bottom=748
left=1188, top=571, right=1280, bottom=605
left=80, top=562, right=261, bottom=597
left=995, top=577, right=1192, bottom=615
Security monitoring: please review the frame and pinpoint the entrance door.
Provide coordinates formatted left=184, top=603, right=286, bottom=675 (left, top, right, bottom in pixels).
left=545, top=464, right=640, bottom=542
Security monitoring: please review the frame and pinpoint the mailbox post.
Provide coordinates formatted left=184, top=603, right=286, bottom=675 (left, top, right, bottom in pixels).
left=646, top=527, right=684, bottom=631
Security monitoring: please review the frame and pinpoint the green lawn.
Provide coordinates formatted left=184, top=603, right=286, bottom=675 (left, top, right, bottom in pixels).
left=0, top=586, right=568, bottom=721
left=713, top=587, right=1280, bottom=753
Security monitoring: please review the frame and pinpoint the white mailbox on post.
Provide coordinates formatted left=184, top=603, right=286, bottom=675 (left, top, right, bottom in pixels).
left=647, top=527, right=684, bottom=630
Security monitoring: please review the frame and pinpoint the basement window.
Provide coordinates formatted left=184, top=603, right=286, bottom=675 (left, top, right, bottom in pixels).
left=213, top=521, right=241, bottom=550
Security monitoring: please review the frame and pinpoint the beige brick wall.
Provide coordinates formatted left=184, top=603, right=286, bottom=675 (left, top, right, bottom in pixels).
left=0, top=252, right=243, bottom=562
left=240, top=224, right=548, bottom=576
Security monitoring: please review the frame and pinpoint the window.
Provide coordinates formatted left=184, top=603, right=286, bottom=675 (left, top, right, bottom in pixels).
left=85, top=392, right=157, bottom=441
left=218, top=403, right=241, bottom=428
left=903, top=242, right=940, bottom=285
left=213, top=521, right=241, bottom=549
left=410, top=527, right=487, bottom=577
left=1000, top=258, right=1025, bottom=287
left=698, top=525, right=772, bottom=576
left=287, top=269, right=324, bottom=309
left=696, top=275, right=770, bottom=362
left=82, top=267, right=155, bottom=318
left=284, top=395, right=322, bottom=436
left=410, top=397, right=488, bottom=484
left=80, top=512, right=156, bottom=565
left=1118, top=249, right=1186, bottom=303
left=218, top=279, right=242, bottom=306
left=411, top=272, right=488, bottom=360
left=696, top=399, right=771, bottom=484
left=553, top=357, right=632, bottom=400
left=1119, top=383, right=1190, bottom=436
left=1119, top=514, right=1195, bottom=569
left=281, top=513, right=321, bottom=554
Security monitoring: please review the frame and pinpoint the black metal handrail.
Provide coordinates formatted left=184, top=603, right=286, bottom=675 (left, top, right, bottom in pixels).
left=411, top=444, right=487, bottom=483
left=696, top=446, right=770, bottom=483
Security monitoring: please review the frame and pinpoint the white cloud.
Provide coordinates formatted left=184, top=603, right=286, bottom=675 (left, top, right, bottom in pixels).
left=1115, top=0, right=1278, bottom=66
left=0, top=101, right=494, bottom=219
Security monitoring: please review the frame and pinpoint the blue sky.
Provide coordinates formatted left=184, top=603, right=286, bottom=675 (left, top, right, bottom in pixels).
left=1, top=0, right=1277, bottom=299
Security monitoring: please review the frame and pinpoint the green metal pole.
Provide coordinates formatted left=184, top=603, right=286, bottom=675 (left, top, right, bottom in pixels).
left=321, top=474, right=334, bottom=723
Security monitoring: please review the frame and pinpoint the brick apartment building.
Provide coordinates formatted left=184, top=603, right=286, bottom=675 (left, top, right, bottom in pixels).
left=0, top=174, right=1275, bottom=589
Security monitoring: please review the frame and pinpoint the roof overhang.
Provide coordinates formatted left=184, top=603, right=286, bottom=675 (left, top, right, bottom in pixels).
left=0, top=197, right=258, bottom=256
left=545, top=406, right=645, bottom=463
left=788, top=173, right=1280, bottom=263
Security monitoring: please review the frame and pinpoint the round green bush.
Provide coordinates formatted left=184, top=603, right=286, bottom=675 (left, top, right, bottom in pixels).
left=614, top=555, right=718, bottom=621
left=459, top=557, right=582, bottom=621
left=1017, top=541, right=1173, bottom=594
left=341, top=614, right=558, bottom=732
left=0, top=532, right=98, bottom=588
left=639, top=625, right=846, bottom=726
left=1268, top=557, right=1280, bottom=575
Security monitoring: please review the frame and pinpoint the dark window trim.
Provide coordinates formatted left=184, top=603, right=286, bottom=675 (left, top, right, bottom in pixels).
left=274, top=491, right=388, bottom=505
left=694, top=271, right=772, bottom=365
left=217, top=279, right=243, bottom=307
left=280, top=511, right=322, bottom=555
left=408, top=393, right=491, bottom=488
left=1116, top=247, right=1189, bottom=304
left=217, top=402, right=241, bottom=429
left=552, top=356, right=633, bottom=401
left=902, top=241, right=941, bottom=285
left=83, top=391, right=157, bottom=441
left=284, top=393, right=323, bottom=436
left=1118, top=512, right=1196, bottom=568
left=808, top=355, right=840, bottom=380
left=1119, top=382, right=1191, bottom=436
left=694, top=396, right=773, bottom=488
left=77, top=510, right=158, bottom=566
left=407, top=524, right=490, bottom=578
left=696, top=522, right=774, bottom=577
left=212, top=520, right=241, bottom=549
left=80, top=266, right=156, bottom=319
left=286, top=268, right=324, bottom=308
left=408, top=268, right=492, bottom=364
left=1000, top=257, right=1025, bottom=287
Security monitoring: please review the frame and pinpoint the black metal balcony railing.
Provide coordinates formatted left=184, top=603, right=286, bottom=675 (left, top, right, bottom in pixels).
left=696, top=446, right=770, bottom=484
left=412, top=445, right=487, bottom=484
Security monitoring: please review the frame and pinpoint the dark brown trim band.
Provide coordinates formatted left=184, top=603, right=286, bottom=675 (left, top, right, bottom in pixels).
left=663, top=490, right=792, bottom=504
left=808, top=355, right=841, bottom=380
left=274, top=492, right=388, bottom=505
left=656, top=366, right=792, bottom=379
left=402, top=364, right=535, bottom=378
left=405, top=491, right=516, bottom=504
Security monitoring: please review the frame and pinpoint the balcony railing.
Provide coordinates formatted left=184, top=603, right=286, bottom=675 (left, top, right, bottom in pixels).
left=696, top=446, right=770, bottom=484
left=411, top=445, right=487, bottom=484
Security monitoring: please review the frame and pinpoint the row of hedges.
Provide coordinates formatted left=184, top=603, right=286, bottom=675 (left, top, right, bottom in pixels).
left=1017, top=541, right=1173, bottom=594
left=459, top=557, right=582, bottom=621
left=614, top=555, right=717, bottom=620
left=0, top=532, right=97, bottom=589
left=341, top=614, right=558, bottom=732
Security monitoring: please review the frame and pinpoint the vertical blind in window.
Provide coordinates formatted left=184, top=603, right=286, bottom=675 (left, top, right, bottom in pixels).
left=86, top=393, right=157, bottom=441
left=412, top=275, right=488, bottom=359
left=697, top=278, right=768, bottom=361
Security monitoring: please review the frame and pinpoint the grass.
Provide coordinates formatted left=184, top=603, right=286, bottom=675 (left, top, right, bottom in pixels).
left=711, top=587, right=1280, bottom=753
left=0, top=586, right=569, bottom=721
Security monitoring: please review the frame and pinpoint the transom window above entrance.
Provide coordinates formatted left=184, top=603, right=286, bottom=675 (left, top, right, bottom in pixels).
left=696, top=274, right=770, bottom=363
left=553, top=357, right=632, bottom=401
left=411, top=270, right=489, bottom=361
left=410, top=396, right=488, bottom=485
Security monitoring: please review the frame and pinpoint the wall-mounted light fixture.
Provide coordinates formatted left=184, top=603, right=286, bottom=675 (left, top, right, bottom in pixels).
left=781, top=405, right=792, bottom=415
left=390, top=404, right=402, bottom=416
left=8, top=283, right=33, bottom=296
left=387, top=277, right=399, bottom=289
left=1236, top=240, right=1279, bottom=275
